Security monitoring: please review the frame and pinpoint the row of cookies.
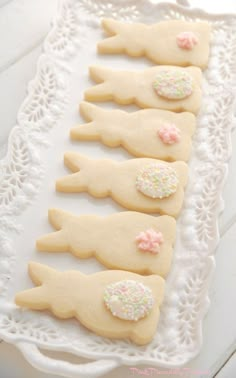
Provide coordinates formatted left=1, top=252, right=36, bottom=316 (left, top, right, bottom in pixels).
left=15, top=19, right=211, bottom=345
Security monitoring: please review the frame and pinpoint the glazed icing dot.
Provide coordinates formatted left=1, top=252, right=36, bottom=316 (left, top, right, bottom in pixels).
left=158, top=123, right=181, bottom=145
left=136, top=163, right=178, bottom=199
left=176, top=31, right=199, bottom=50
left=136, top=229, right=164, bottom=254
left=153, top=69, right=193, bottom=100
left=104, top=280, right=154, bottom=321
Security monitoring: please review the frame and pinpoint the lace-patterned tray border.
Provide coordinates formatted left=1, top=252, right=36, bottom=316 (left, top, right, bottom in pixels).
left=0, top=0, right=236, bottom=375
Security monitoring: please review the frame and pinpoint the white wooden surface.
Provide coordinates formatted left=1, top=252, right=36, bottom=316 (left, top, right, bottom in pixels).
left=0, top=1, right=236, bottom=377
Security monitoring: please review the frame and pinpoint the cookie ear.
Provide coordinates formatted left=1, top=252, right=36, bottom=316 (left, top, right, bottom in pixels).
left=28, top=262, right=56, bottom=285
left=36, top=230, right=69, bottom=252
left=99, top=18, right=124, bottom=54
left=101, top=18, right=122, bottom=35
left=15, top=287, right=49, bottom=310
left=70, top=123, right=99, bottom=140
left=89, top=66, right=112, bottom=83
left=84, top=82, right=112, bottom=102
left=85, top=66, right=114, bottom=101
left=79, top=102, right=104, bottom=122
left=56, top=172, right=87, bottom=193
left=71, top=102, right=103, bottom=140
left=56, top=153, right=91, bottom=192
left=64, top=152, right=90, bottom=172
left=48, top=208, right=72, bottom=230
left=36, top=209, right=70, bottom=252
left=97, top=35, right=123, bottom=54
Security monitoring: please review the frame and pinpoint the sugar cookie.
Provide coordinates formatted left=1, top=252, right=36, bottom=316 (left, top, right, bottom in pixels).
left=56, top=153, right=188, bottom=217
left=15, top=262, right=165, bottom=345
left=98, top=18, right=211, bottom=68
left=71, top=102, right=196, bottom=162
left=84, top=65, right=202, bottom=114
left=36, top=209, right=176, bottom=277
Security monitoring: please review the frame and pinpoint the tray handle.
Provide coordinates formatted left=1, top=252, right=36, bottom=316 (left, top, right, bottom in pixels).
left=176, top=0, right=191, bottom=6
left=17, top=341, right=119, bottom=378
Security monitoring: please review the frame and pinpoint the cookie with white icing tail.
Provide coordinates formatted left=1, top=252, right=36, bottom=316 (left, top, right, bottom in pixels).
left=84, top=65, right=202, bottom=114
left=71, top=102, right=196, bottom=162
left=98, top=18, right=211, bottom=68
left=36, top=209, right=176, bottom=277
left=56, top=153, right=188, bottom=217
left=15, top=262, right=165, bottom=345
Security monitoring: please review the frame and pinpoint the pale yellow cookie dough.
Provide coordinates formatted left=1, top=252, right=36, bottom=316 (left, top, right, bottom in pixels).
left=37, top=209, right=176, bottom=277
left=71, top=101, right=196, bottom=162
left=56, top=153, right=188, bottom=218
left=15, top=262, right=165, bottom=345
left=98, top=18, right=211, bottom=69
left=84, top=65, right=202, bottom=114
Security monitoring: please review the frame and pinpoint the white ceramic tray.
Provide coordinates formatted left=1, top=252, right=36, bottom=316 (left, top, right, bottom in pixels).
left=1, top=0, right=236, bottom=377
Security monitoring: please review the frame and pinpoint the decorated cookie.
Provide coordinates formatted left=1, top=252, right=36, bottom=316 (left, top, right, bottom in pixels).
left=36, top=209, right=176, bottom=277
left=98, top=18, right=211, bottom=69
left=71, top=102, right=196, bottom=162
left=84, top=65, right=202, bottom=114
left=56, top=153, right=188, bottom=217
left=15, top=262, right=165, bottom=345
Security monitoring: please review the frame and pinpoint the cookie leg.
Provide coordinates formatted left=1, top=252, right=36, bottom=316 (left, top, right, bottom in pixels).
left=130, top=308, right=160, bottom=345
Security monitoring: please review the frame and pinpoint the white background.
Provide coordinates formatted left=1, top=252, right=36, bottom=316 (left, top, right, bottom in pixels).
left=0, top=0, right=235, bottom=377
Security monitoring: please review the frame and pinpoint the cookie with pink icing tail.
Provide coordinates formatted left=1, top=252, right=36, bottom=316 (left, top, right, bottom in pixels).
left=36, top=209, right=176, bottom=277
left=71, top=102, right=196, bottom=162
left=15, top=262, right=165, bottom=345
left=84, top=65, right=202, bottom=114
left=98, top=19, right=211, bottom=69
left=56, top=153, right=188, bottom=217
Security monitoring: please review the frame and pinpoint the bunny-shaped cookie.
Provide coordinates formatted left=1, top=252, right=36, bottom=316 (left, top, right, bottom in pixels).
left=84, top=65, right=202, bottom=114
left=98, top=18, right=211, bottom=68
left=71, top=102, right=196, bottom=161
left=15, top=262, right=165, bottom=345
left=37, top=209, right=176, bottom=277
left=56, top=153, right=188, bottom=217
